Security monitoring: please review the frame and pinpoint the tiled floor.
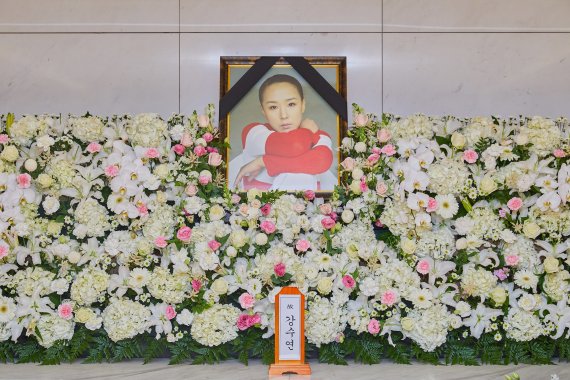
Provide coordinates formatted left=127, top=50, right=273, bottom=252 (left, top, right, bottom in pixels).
left=0, top=359, right=568, bottom=380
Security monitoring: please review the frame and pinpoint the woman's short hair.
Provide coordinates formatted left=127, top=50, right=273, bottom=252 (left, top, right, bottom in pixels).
left=258, top=74, right=304, bottom=103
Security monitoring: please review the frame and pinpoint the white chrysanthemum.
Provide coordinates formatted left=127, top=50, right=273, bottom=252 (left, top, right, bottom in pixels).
left=410, top=288, right=433, bottom=309
left=36, top=314, right=75, bottom=348
left=126, top=113, right=168, bottom=147
left=427, top=159, right=470, bottom=195
left=460, top=267, right=497, bottom=300
left=70, top=267, right=110, bottom=306
left=306, top=297, right=347, bottom=347
left=514, top=270, right=539, bottom=291
left=147, top=267, right=189, bottom=304
left=191, top=304, right=240, bottom=347
left=504, top=309, right=543, bottom=342
left=102, top=299, right=151, bottom=342
left=70, top=116, right=105, bottom=142
left=73, top=198, right=111, bottom=239
left=435, top=194, right=459, bottom=219
left=359, top=276, right=380, bottom=297
left=416, top=226, right=456, bottom=260
left=0, top=296, right=16, bottom=323
left=404, top=304, right=451, bottom=352
left=128, top=267, right=151, bottom=291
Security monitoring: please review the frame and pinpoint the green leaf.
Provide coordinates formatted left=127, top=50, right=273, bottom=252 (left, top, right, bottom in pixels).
left=168, top=334, right=195, bottom=365
left=445, top=340, right=479, bottom=366
left=112, top=337, right=143, bottom=362
left=348, top=336, right=382, bottom=364
left=528, top=338, right=554, bottom=364
left=385, top=341, right=411, bottom=364
left=41, top=340, right=69, bottom=365
left=84, top=334, right=115, bottom=363
left=0, top=341, right=15, bottom=363
left=411, top=343, right=441, bottom=365
left=143, top=337, right=168, bottom=364
left=503, top=340, right=530, bottom=365
left=318, top=343, right=348, bottom=365
left=191, top=344, right=229, bottom=365
left=15, top=339, right=44, bottom=364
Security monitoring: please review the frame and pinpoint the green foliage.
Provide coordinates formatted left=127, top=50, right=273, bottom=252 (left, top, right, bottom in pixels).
left=168, top=334, right=195, bottom=365
left=503, top=340, right=530, bottom=365
left=528, top=338, right=555, bottom=364
left=0, top=341, right=15, bottom=363
left=411, top=343, right=441, bottom=365
left=557, top=338, right=570, bottom=362
left=474, top=137, right=494, bottom=155
left=319, top=343, right=348, bottom=365
left=348, top=335, right=382, bottom=364
left=249, top=333, right=274, bottom=365
left=111, top=337, right=144, bottom=362
left=435, top=135, right=452, bottom=147
left=191, top=344, right=230, bottom=365
left=41, top=340, right=70, bottom=365
left=143, top=337, right=168, bottom=364
left=14, top=339, right=44, bottom=364
left=476, top=334, right=503, bottom=365
left=84, top=334, right=115, bottom=363
left=444, top=338, right=478, bottom=366
left=385, top=336, right=411, bottom=364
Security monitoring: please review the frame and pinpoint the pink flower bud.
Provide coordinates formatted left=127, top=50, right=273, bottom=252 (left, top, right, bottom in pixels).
left=208, top=240, right=221, bottom=251
left=177, top=226, right=192, bottom=242
left=304, top=190, right=315, bottom=201
left=197, top=115, right=210, bottom=128
left=207, top=152, right=223, bottom=166
left=260, top=203, right=271, bottom=216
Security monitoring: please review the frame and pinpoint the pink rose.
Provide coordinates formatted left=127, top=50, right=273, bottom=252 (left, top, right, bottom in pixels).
left=173, top=144, right=185, bottom=155
left=462, top=149, right=478, bottom=164
left=376, top=181, right=388, bottom=196
left=206, top=146, right=218, bottom=153
left=295, top=239, right=311, bottom=252
left=58, top=303, right=73, bottom=320
left=208, top=152, right=223, bottom=167
left=342, top=274, right=355, bottom=289
left=0, top=244, right=8, bottom=259
left=177, top=226, right=192, bottom=242
left=260, top=220, right=276, bottom=234
left=145, top=148, right=160, bottom=158
left=319, top=203, right=333, bottom=215
left=237, top=314, right=251, bottom=330
left=191, top=279, right=202, bottom=292
left=321, top=216, right=336, bottom=230
left=16, top=173, right=31, bottom=189
left=203, top=132, right=214, bottom=142
left=180, top=133, right=193, bottom=147
left=416, top=259, right=431, bottom=275
left=554, top=149, right=566, bottom=158
left=154, top=236, right=168, bottom=248
left=304, top=190, right=315, bottom=201
left=197, top=115, right=210, bottom=128
left=354, top=114, right=369, bottom=127
left=505, top=254, right=520, bottom=266
left=198, top=175, right=211, bottom=185
left=208, top=240, right=221, bottom=251
left=507, top=197, right=523, bottom=211
left=185, top=184, right=198, bottom=196
left=86, top=142, right=102, bottom=153
left=381, top=289, right=397, bottom=306
left=367, top=153, right=380, bottom=165
left=274, top=262, right=286, bottom=277
left=239, top=293, right=255, bottom=309
left=372, top=147, right=382, bottom=155
left=367, top=319, right=381, bottom=334
left=340, top=157, right=356, bottom=171
left=194, top=145, right=207, bottom=157
left=105, top=165, right=119, bottom=177
left=426, top=197, right=438, bottom=213
left=377, top=129, right=392, bottom=143
left=260, top=203, right=271, bottom=216
left=165, top=305, right=177, bottom=320
left=249, top=313, right=261, bottom=325
left=381, top=144, right=396, bottom=156
left=0, top=134, right=9, bottom=144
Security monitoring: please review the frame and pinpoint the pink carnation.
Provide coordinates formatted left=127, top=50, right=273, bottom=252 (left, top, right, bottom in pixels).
left=0, top=134, right=9, bottom=144
left=203, top=132, right=214, bottom=142
left=145, top=148, right=160, bottom=158
left=137, top=203, right=148, bottom=216
left=381, top=289, right=397, bottom=306
left=377, top=129, right=392, bottom=143
left=505, top=254, right=520, bottom=266
left=173, top=144, right=185, bottom=155
left=462, top=149, right=478, bottom=164
left=0, top=244, right=8, bottom=259
left=239, top=293, right=255, bottom=309
left=249, top=313, right=261, bottom=325
left=381, top=144, right=396, bottom=156
left=372, top=147, right=382, bottom=155
left=58, top=303, right=73, bottom=320
left=367, top=153, right=380, bottom=165
left=304, top=190, right=315, bottom=201
left=260, top=220, right=276, bottom=234
left=416, top=259, right=431, bottom=275
left=319, top=203, right=332, bottom=215
left=237, top=314, right=251, bottom=331
left=494, top=269, right=508, bottom=281
left=321, top=216, right=336, bottom=230
left=165, top=305, right=177, bottom=320
left=105, top=164, right=119, bottom=177
left=208, top=240, right=221, bottom=251
left=295, top=239, right=311, bottom=252
left=342, top=275, right=355, bottom=289
left=507, top=197, right=523, bottom=211
left=16, top=173, right=31, bottom=189
left=176, top=226, right=192, bottom=242
left=426, top=197, right=438, bottom=213
left=554, top=149, right=566, bottom=158
left=86, top=142, right=102, bottom=153
left=191, top=279, right=202, bottom=292
left=360, top=178, right=369, bottom=192
left=367, top=319, right=381, bottom=334
left=260, top=203, right=271, bottom=216
left=154, top=236, right=168, bottom=248
left=194, top=145, right=207, bottom=157
left=198, top=175, right=211, bottom=185
left=274, top=263, right=286, bottom=277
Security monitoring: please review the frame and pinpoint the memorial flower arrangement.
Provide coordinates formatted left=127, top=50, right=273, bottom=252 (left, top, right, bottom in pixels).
left=0, top=105, right=570, bottom=365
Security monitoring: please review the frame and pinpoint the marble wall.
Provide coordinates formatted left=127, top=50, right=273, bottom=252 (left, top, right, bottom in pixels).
left=0, top=0, right=569, bottom=118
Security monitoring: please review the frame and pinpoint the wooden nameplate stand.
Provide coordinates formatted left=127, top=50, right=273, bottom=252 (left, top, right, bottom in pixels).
left=269, top=287, right=311, bottom=376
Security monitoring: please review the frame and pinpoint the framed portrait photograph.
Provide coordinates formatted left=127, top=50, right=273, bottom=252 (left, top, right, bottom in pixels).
left=219, top=56, right=347, bottom=194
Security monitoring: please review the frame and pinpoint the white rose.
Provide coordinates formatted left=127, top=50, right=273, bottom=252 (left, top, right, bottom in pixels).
left=230, top=230, right=248, bottom=248
left=523, top=222, right=541, bottom=239
left=354, top=142, right=367, bottom=153
left=176, top=309, right=194, bottom=325
left=226, top=246, right=237, bottom=258
left=316, top=277, right=333, bottom=295
left=36, top=135, right=55, bottom=151
left=67, top=251, right=81, bottom=264
left=37, top=174, right=54, bottom=188
left=401, top=317, right=415, bottom=331
left=211, top=278, right=228, bottom=295
left=255, top=233, right=268, bottom=246
left=543, top=256, right=560, bottom=273
left=154, top=164, right=170, bottom=179
left=24, top=159, right=37, bottom=172
left=209, top=204, right=225, bottom=221
left=480, top=175, right=497, bottom=194
left=490, top=287, right=507, bottom=305
left=349, top=180, right=362, bottom=195
left=450, top=132, right=466, bottom=148
left=341, top=209, right=354, bottom=224
left=42, top=196, right=60, bottom=215
left=351, top=168, right=364, bottom=180
left=0, top=145, right=18, bottom=162
left=400, top=237, right=417, bottom=255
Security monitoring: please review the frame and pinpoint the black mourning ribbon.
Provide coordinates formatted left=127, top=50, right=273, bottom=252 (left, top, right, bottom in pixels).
left=219, top=56, right=347, bottom=121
